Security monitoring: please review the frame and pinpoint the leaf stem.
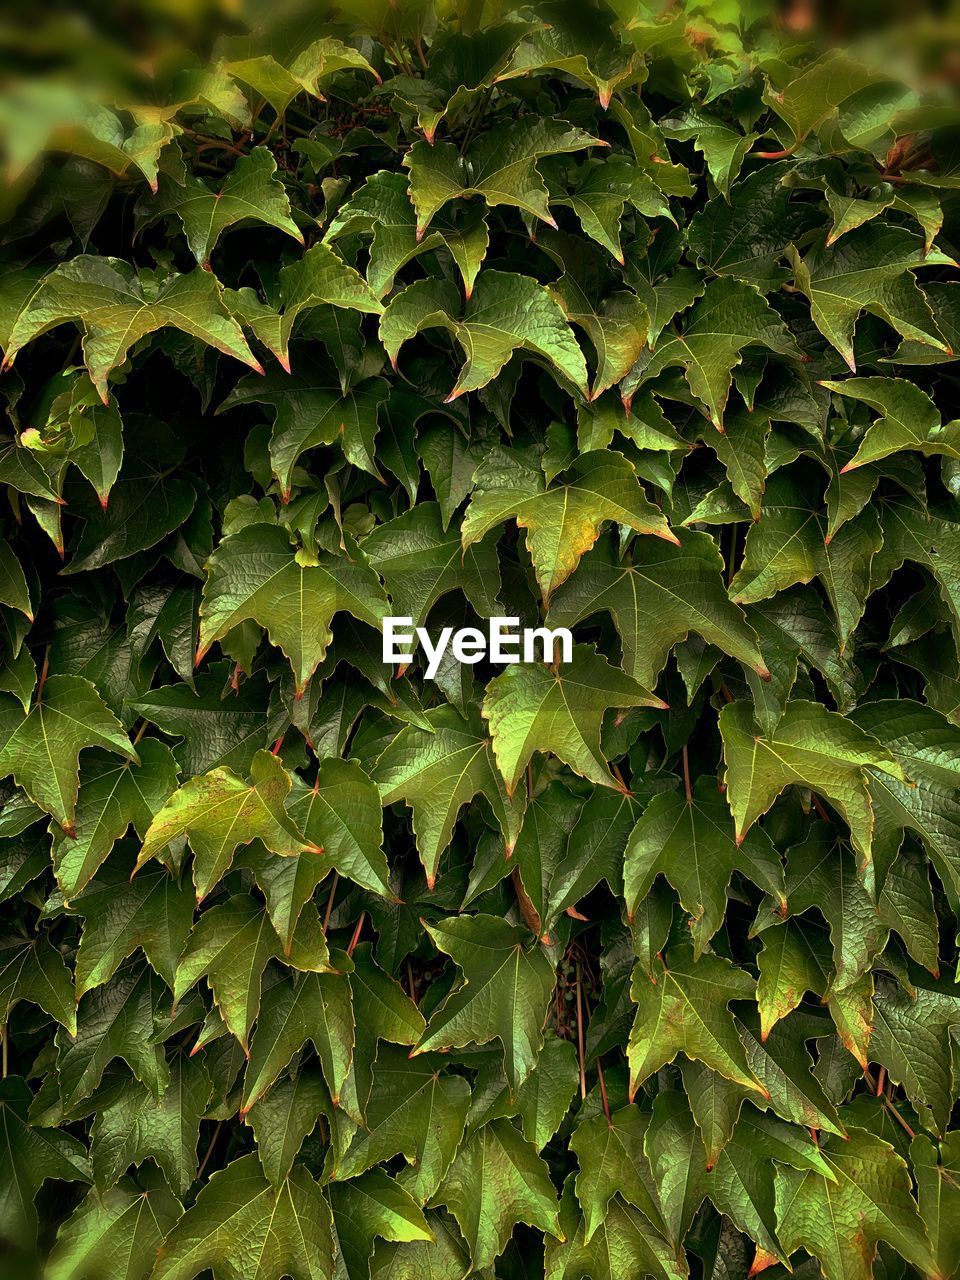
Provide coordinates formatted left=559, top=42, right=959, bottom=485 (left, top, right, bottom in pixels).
left=597, top=1058, right=611, bottom=1124
left=321, top=871, right=339, bottom=935
left=575, top=961, right=587, bottom=1101
left=196, top=1121, right=223, bottom=1181
left=681, top=744, right=692, bottom=803
left=346, top=912, right=366, bottom=957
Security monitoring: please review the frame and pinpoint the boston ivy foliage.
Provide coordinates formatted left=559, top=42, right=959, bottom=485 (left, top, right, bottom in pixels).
left=1, top=1, right=960, bottom=1277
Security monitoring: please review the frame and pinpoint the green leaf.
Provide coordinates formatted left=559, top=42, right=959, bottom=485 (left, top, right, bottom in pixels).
left=570, top=1105, right=664, bottom=1244
left=90, top=1053, right=212, bottom=1196
left=546, top=1173, right=686, bottom=1280
left=415, top=914, right=555, bottom=1096
left=483, top=643, right=664, bottom=795
left=463, top=448, right=677, bottom=604
left=241, top=968, right=354, bottom=1113
left=198, top=523, right=389, bottom=695
left=627, top=945, right=764, bottom=1098
left=380, top=271, right=589, bottom=398
left=624, top=778, right=785, bottom=957
left=135, top=749, right=317, bottom=902
left=3, top=257, right=261, bottom=401
left=913, top=1132, right=960, bottom=1279
left=175, top=894, right=330, bottom=1050
left=0, top=675, right=137, bottom=835
left=728, top=471, right=883, bottom=649
left=824, top=375, right=960, bottom=471
left=149, top=1152, right=336, bottom=1280
left=549, top=529, right=766, bottom=686
left=870, top=977, right=960, bottom=1137
left=74, top=855, right=193, bottom=997
left=225, top=36, right=379, bottom=116
left=52, top=739, right=179, bottom=900
left=433, top=1117, right=560, bottom=1270
left=404, top=117, right=602, bottom=237
left=0, top=1077, right=91, bottom=1249
left=47, top=1168, right=182, bottom=1280
left=363, top=501, right=500, bottom=632
left=0, top=930, right=76, bottom=1036
left=720, top=700, right=904, bottom=866
left=774, top=1129, right=934, bottom=1280
left=324, top=170, right=488, bottom=299
left=0, top=540, right=32, bottom=620
left=331, top=1042, right=468, bottom=1202
left=145, top=148, right=302, bottom=267
left=57, top=964, right=170, bottom=1110
left=330, top=1168, right=433, bottom=1280
left=371, top=704, right=520, bottom=889
left=660, top=109, right=756, bottom=197
left=626, top=278, right=799, bottom=427
left=789, top=226, right=954, bottom=371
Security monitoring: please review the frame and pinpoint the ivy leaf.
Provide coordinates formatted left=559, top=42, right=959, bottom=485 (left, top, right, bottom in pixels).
left=789, top=226, right=954, bottom=371
left=229, top=245, right=383, bottom=374
left=134, top=749, right=317, bottom=903
left=3, top=257, right=261, bottom=402
left=330, top=1044, right=470, bottom=1203
left=149, top=1152, right=336, bottom=1280
left=824, top=375, right=960, bottom=472
left=849, top=698, right=960, bottom=910
left=245, top=1066, right=327, bottom=1188
left=371, top=704, right=520, bottom=889
left=687, top=163, right=818, bottom=289
left=74, top=854, right=194, bottom=997
left=404, top=117, right=602, bottom=237
left=46, top=1168, right=182, bottom=1280
left=90, top=1053, right=212, bottom=1196
left=0, top=930, right=76, bottom=1035
left=462, top=448, right=678, bottom=605
left=225, top=36, right=379, bottom=116
left=57, top=964, right=170, bottom=1110
left=719, top=700, right=904, bottom=867
left=144, top=148, right=302, bottom=267
left=197, top=523, right=390, bottom=695
left=870, top=977, right=960, bottom=1137
left=324, top=170, right=488, bottom=299
left=0, top=1077, right=92, bottom=1250
left=51, top=739, right=179, bottom=900
left=627, top=945, right=765, bottom=1099
left=624, top=778, right=786, bottom=958
left=362, top=501, right=500, bottom=632
left=570, top=1105, right=665, bottom=1244
left=129, top=663, right=278, bottom=776
left=433, top=1118, right=560, bottom=1270
left=0, top=675, right=137, bottom=835
left=762, top=50, right=883, bottom=144
left=625, top=278, right=799, bottom=427
left=331, top=1169, right=433, bottom=1280
left=0, top=540, right=32, bottom=620
left=546, top=1174, right=686, bottom=1280
left=380, top=271, right=589, bottom=398
left=729, top=471, right=883, bottom=649
left=241, top=968, right=355, bottom=1113
left=548, top=529, right=766, bottom=686
left=175, top=894, right=330, bottom=1050
left=660, top=109, right=757, bottom=197
left=774, top=1129, right=934, bottom=1280
left=497, top=4, right=642, bottom=106
left=483, top=643, right=664, bottom=795
left=913, top=1132, right=960, bottom=1279
left=370, top=1208, right=469, bottom=1280
left=414, top=914, right=555, bottom=1096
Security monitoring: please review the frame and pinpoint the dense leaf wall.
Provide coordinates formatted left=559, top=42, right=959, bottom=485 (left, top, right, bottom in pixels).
left=1, top=2, right=959, bottom=1277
